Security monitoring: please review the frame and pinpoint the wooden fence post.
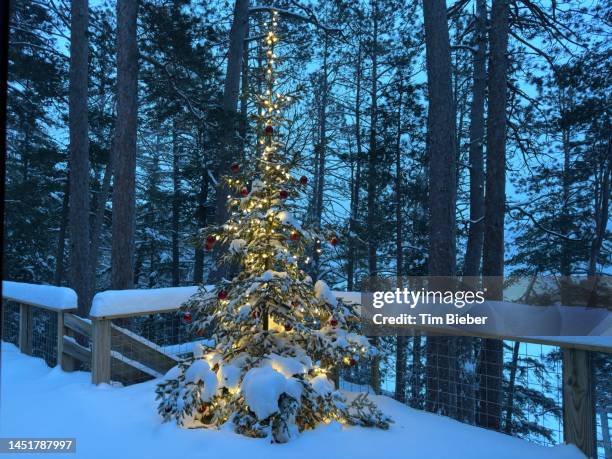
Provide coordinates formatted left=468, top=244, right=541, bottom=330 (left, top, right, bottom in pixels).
left=18, top=303, right=33, bottom=355
left=563, top=348, right=596, bottom=458
left=92, top=318, right=111, bottom=384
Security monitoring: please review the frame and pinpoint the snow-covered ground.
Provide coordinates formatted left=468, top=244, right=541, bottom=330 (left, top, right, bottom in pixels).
left=0, top=343, right=584, bottom=459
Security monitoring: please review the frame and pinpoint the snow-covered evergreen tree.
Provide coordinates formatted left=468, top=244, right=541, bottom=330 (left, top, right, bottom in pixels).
left=155, top=11, right=390, bottom=443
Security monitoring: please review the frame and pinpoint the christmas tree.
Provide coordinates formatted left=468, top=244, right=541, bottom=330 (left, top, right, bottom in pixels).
left=156, top=11, right=391, bottom=443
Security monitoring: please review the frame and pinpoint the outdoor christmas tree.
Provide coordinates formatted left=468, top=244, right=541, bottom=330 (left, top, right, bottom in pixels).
left=156, top=11, right=391, bottom=443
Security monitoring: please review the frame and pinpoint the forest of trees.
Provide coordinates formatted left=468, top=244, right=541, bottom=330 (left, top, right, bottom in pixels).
left=4, top=0, right=610, bottom=447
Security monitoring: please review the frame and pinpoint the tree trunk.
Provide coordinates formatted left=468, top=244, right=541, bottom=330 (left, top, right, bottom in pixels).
left=54, top=176, right=70, bottom=285
left=193, top=131, right=209, bottom=284
left=477, top=0, right=509, bottom=431
left=239, top=25, right=249, bottom=153
left=458, top=0, right=487, bottom=424
left=588, top=147, right=610, bottom=277
left=394, top=83, right=407, bottom=403
left=68, top=0, right=91, bottom=315
left=312, top=37, right=329, bottom=279
left=90, top=147, right=113, bottom=291
left=411, top=334, right=422, bottom=408
left=347, top=43, right=363, bottom=292
left=503, top=341, right=520, bottom=433
left=111, top=0, right=138, bottom=290
left=559, top=87, right=574, bottom=303
left=463, top=0, right=486, bottom=279
left=172, top=123, right=180, bottom=287
left=210, top=0, right=249, bottom=281
left=423, top=0, right=458, bottom=417
left=368, top=0, right=381, bottom=395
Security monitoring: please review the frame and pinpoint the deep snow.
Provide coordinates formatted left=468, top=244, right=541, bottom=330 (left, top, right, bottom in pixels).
left=0, top=342, right=584, bottom=459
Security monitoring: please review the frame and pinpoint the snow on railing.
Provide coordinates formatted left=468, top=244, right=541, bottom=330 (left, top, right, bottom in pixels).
left=2, top=280, right=77, bottom=311
left=90, top=286, right=203, bottom=318
left=1, top=280, right=74, bottom=369
left=89, top=285, right=361, bottom=319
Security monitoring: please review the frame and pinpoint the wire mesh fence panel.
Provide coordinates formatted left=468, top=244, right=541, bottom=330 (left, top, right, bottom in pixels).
left=30, top=307, right=58, bottom=367
left=341, top=334, right=566, bottom=451
left=1, top=300, right=20, bottom=345
left=339, top=359, right=375, bottom=394
left=109, top=311, right=211, bottom=385
left=2, top=301, right=58, bottom=367
left=594, top=351, right=612, bottom=459
left=416, top=337, right=563, bottom=447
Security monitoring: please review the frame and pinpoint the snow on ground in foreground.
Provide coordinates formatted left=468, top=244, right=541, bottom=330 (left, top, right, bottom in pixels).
left=1, top=343, right=584, bottom=459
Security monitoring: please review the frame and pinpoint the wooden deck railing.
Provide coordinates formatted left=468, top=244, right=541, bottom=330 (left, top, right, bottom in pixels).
left=2, top=281, right=610, bottom=458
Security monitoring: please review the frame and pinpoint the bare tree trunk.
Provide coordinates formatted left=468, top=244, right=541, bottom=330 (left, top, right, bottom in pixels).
left=193, top=130, right=209, bottom=284
left=312, top=37, right=329, bottom=278
left=423, top=0, right=457, bottom=417
left=588, top=146, right=610, bottom=276
left=458, top=0, right=487, bottom=424
left=411, top=334, right=422, bottom=408
left=477, top=0, right=509, bottom=431
left=172, top=123, right=180, bottom=286
left=210, top=0, right=249, bottom=281
left=368, top=0, right=381, bottom=395
left=394, top=83, right=407, bottom=403
left=239, top=25, right=249, bottom=154
left=90, top=148, right=113, bottom=290
left=347, top=43, right=363, bottom=292
left=54, top=176, right=69, bottom=285
left=68, top=0, right=91, bottom=315
left=503, top=272, right=536, bottom=432
left=193, top=165, right=210, bottom=284
left=463, top=0, right=486, bottom=279
left=111, top=0, right=138, bottom=290
left=503, top=341, right=520, bottom=433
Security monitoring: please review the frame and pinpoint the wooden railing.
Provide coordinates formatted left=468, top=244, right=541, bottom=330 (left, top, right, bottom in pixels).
left=2, top=281, right=610, bottom=458
left=2, top=281, right=77, bottom=369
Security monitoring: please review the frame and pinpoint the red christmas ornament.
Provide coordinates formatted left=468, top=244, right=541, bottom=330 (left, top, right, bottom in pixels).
left=182, top=312, right=192, bottom=324
left=217, top=290, right=228, bottom=300
left=349, top=358, right=356, bottom=367
left=299, top=175, right=308, bottom=185
left=290, top=232, right=299, bottom=241
left=230, top=163, right=241, bottom=174
left=284, top=323, right=293, bottom=332
left=330, top=237, right=338, bottom=246
left=265, top=125, right=274, bottom=135
left=205, top=242, right=214, bottom=251
left=240, top=187, right=249, bottom=197
left=279, top=190, right=288, bottom=200
left=206, top=235, right=215, bottom=245
left=330, top=319, right=338, bottom=327
left=196, top=329, right=204, bottom=337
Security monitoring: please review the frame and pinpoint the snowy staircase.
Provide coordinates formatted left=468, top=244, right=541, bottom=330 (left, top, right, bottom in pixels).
left=63, top=313, right=177, bottom=385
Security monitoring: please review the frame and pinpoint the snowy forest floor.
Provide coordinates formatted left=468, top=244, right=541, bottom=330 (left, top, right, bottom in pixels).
left=0, top=343, right=585, bottom=459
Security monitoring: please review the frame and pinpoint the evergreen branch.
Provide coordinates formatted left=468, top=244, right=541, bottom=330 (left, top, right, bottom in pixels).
left=507, top=205, right=584, bottom=242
